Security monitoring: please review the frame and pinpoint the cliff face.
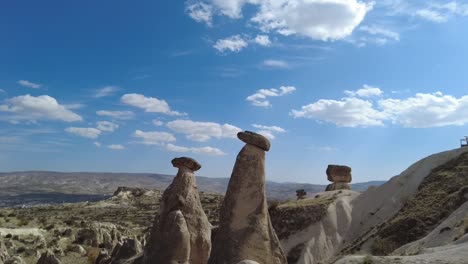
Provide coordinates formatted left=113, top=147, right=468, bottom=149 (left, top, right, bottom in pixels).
left=278, top=147, right=468, bottom=264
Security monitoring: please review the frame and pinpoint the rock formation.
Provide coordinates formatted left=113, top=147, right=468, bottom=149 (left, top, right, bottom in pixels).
left=325, top=165, right=352, bottom=191
left=143, top=157, right=211, bottom=264
left=36, top=250, right=61, bottom=264
left=209, top=131, right=287, bottom=264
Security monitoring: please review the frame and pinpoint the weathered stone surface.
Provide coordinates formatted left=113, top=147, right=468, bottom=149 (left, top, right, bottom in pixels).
left=237, top=261, right=260, bottom=264
left=144, top=157, right=211, bottom=264
left=4, top=256, right=25, bottom=264
left=66, top=244, right=86, bottom=255
left=0, top=242, right=9, bottom=263
left=95, top=249, right=109, bottom=264
left=75, top=223, right=119, bottom=249
left=325, top=182, right=351, bottom=191
left=36, top=250, right=61, bottom=264
left=326, top=165, right=352, bottom=183
left=111, top=238, right=143, bottom=261
left=209, top=141, right=286, bottom=264
left=171, top=157, right=201, bottom=171
left=237, top=131, right=271, bottom=151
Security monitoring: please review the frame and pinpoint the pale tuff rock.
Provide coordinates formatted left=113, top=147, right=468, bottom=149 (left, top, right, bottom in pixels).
left=36, top=250, right=61, bottom=264
left=325, top=182, right=351, bottom=191
left=209, top=131, right=287, bottom=264
left=237, top=261, right=260, bottom=264
left=4, top=256, right=25, bottom=264
left=326, top=165, right=352, bottom=183
left=144, top=157, right=210, bottom=264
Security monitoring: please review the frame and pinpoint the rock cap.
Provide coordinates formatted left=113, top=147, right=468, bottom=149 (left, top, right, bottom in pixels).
left=237, top=131, right=270, bottom=151
left=326, top=165, right=352, bottom=183
left=171, top=157, right=201, bottom=171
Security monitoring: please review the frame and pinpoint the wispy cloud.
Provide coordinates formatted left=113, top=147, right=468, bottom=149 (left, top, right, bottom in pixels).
left=252, top=124, right=286, bottom=140
left=121, top=93, right=185, bottom=116
left=166, top=143, right=225, bottom=156
left=246, top=86, right=296, bottom=107
left=96, top=110, right=135, bottom=120
left=17, top=80, right=42, bottom=89
left=65, top=127, right=101, bottom=139
left=108, top=144, right=125, bottom=150
left=133, top=130, right=176, bottom=145
left=262, top=59, right=290, bottom=69
left=166, top=119, right=241, bottom=142
left=93, top=86, right=120, bottom=98
left=213, top=35, right=248, bottom=53
left=96, top=121, right=119, bottom=132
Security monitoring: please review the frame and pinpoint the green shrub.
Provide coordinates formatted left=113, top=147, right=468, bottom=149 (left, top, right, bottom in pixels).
left=361, top=255, right=373, bottom=264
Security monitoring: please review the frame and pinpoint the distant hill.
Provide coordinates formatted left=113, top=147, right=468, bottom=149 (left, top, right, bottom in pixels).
left=0, top=171, right=385, bottom=201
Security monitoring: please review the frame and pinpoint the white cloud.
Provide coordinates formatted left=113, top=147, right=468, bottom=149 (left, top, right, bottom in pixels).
left=213, top=35, right=248, bottom=53
left=359, top=25, right=400, bottom=45
left=246, top=86, right=296, bottom=107
left=344, top=85, right=383, bottom=98
left=121, top=93, right=184, bottom=116
left=190, top=0, right=372, bottom=42
left=166, top=143, right=225, bottom=156
left=416, top=9, right=448, bottom=23
left=320, top=146, right=338, bottom=152
left=93, top=86, right=120, bottom=98
left=152, top=120, right=164, bottom=126
left=251, top=0, right=373, bottom=41
left=65, top=127, right=102, bottom=139
left=290, top=97, right=386, bottom=127
left=186, top=1, right=213, bottom=26
left=96, top=110, right=135, bottom=120
left=167, top=119, right=241, bottom=142
left=133, top=130, right=176, bottom=145
left=262, top=59, right=290, bottom=69
left=96, top=121, right=119, bottom=132
left=252, top=124, right=285, bottom=139
left=94, top=142, right=101, bottom=147
left=379, top=92, right=468, bottom=128
left=291, top=87, right=468, bottom=128
left=108, top=144, right=125, bottom=150
left=415, top=1, right=468, bottom=23
left=252, top=124, right=286, bottom=133
left=254, top=35, right=271, bottom=46
left=0, top=94, right=82, bottom=123
left=17, top=80, right=41, bottom=89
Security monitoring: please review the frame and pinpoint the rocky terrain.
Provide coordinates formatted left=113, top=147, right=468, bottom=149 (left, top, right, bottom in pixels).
left=1, top=131, right=467, bottom=264
left=0, top=172, right=384, bottom=204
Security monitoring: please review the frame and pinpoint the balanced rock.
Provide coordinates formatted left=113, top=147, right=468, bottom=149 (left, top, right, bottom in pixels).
left=237, top=131, right=270, bottom=151
left=36, top=250, right=61, bottom=264
left=209, top=131, right=287, bottom=264
left=143, top=157, right=210, bottom=264
left=326, top=165, right=352, bottom=183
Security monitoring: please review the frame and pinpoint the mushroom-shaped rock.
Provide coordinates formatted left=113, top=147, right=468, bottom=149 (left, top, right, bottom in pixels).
left=209, top=131, right=287, bottom=264
left=36, top=250, right=61, bottom=264
left=326, top=165, right=352, bottom=183
left=144, top=157, right=210, bottom=264
left=171, top=157, right=201, bottom=171
left=237, top=131, right=270, bottom=151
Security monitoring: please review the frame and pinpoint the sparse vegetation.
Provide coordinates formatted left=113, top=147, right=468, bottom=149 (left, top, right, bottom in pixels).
left=371, top=152, right=468, bottom=255
left=361, top=255, right=374, bottom=264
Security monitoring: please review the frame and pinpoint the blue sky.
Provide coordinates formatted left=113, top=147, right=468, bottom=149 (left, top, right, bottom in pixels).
left=1, top=0, right=468, bottom=184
